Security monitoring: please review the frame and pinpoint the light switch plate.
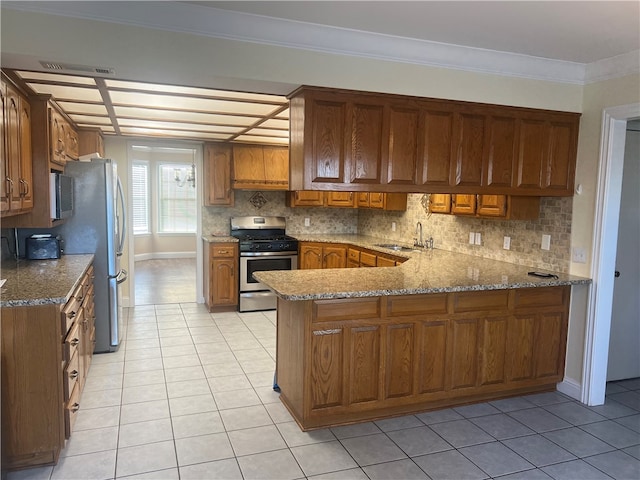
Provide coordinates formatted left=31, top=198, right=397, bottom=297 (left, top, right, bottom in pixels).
left=391, top=222, right=396, bottom=232
left=541, top=234, right=551, bottom=250
left=475, top=232, right=482, bottom=245
left=503, top=236, right=511, bottom=250
left=572, top=247, right=587, bottom=263
left=469, top=232, right=475, bottom=245
left=304, top=217, right=310, bottom=227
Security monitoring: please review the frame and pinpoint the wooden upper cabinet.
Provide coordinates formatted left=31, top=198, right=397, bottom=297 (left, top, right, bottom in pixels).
left=419, top=106, right=455, bottom=186
left=78, top=128, right=105, bottom=157
left=204, top=143, right=234, bottom=206
left=232, top=144, right=288, bottom=190
left=429, top=194, right=452, bottom=214
left=452, top=111, right=487, bottom=188
left=50, top=108, right=66, bottom=166
left=349, top=102, right=384, bottom=184
left=288, top=86, right=579, bottom=196
left=386, top=103, right=420, bottom=185
left=1, top=80, right=7, bottom=214
left=476, top=195, right=507, bottom=217
left=287, top=190, right=324, bottom=207
left=5, top=83, right=22, bottom=211
left=451, top=194, right=477, bottom=215
left=18, top=98, right=33, bottom=210
left=325, top=191, right=355, bottom=208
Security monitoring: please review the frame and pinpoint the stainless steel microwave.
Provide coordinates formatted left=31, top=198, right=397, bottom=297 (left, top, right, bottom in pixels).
left=49, top=172, right=74, bottom=220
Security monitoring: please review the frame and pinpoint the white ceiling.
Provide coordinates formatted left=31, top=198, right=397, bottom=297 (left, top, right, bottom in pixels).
left=197, top=1, right=640, bottom=64
left=2, top=1, right=638, bottom=143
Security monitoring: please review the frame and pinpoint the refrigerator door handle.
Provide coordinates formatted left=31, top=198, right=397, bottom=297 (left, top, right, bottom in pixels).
left=110, top=269, right=128, bottom=284
left=116, top=176, right=126, bottom=256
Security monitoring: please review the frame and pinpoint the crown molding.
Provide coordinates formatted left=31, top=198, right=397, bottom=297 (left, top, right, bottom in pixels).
left=584, top=50, right=640, bottom=84
left=4, top=1, right=634, bottom=86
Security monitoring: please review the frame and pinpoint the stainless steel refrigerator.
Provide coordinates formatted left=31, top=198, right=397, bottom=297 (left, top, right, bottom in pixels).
left=58, top=158, right=127, bottom=352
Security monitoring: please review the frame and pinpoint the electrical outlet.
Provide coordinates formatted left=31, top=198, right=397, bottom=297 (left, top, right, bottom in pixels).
left=391, top=222, right=396, bottom=232
left=304, top=217, right=310, bottom=227
left=572, top=247, right=587, bottom=263
left=503, top=236, right=511, bottom=250
left=469, top=232, right=475, bottom=245
left=501, top=275, right=509, bottom=284
left=541, top=234, right=551, bottom=251
left=475, top=232, right=482, bottom=245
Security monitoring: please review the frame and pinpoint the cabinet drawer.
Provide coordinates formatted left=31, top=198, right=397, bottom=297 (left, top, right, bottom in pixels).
left=63, top=351, right=80, bottom=402
left=61, top=297, right=81, bottom=334
left=65, top=383, right=81, bottom=439
left=514, top=287, right=567, bottom=309
left=360, top=252, right=377, bottom=267
left=211, top=244, right=236, bottom=257
left=376, top=256, right=396, bottom=267
left=347, top=248, right=360, bottom=263
left=388, top=294, right=448, bottom=316
left=314, top=298, right=380, bottom=322
left=63, top=318, right=81, bottom=363
left=453, top=290, right=510, bottom=312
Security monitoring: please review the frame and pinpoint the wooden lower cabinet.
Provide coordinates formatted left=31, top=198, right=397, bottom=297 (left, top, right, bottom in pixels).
left=1, top=263, right=94, bottom=470
left=276, top=286, right=569, bottom=430
left=299, top=242, right=347, bottom=269
left=204, top=242, right=238, bottom=312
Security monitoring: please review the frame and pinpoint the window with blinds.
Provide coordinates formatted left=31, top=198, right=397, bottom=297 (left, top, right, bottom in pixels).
left=131, top=162, right=150, bottom=235
left=158, top=164, right=196, bottom=233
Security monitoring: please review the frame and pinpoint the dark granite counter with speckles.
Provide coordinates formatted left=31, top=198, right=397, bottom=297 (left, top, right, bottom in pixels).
left=1, top=254, right=94, bottom=307
left=253, top=234, right=591, bottom=301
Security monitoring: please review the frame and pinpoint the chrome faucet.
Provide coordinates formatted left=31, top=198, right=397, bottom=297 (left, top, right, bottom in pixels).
left=415, top=222, right=423, bottom=247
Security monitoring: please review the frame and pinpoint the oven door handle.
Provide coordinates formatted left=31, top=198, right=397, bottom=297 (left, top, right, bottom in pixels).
left=240, top=251, right=298, bottom=257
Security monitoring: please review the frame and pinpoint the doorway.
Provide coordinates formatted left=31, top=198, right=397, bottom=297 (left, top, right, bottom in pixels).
left=584, top=104, right=640, bottom=405
left=126, top=142, right=204, bottom=307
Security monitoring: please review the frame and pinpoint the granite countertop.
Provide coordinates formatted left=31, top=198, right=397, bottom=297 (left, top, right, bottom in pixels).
left=254, top=234, right=591, bottom=301
left=202, top=235, right=238, bottom=244
left=1, top=254, right=94, bottom=307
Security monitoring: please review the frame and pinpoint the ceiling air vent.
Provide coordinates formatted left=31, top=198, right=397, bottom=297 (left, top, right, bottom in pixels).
left=40, top=61, right=115, bottom=75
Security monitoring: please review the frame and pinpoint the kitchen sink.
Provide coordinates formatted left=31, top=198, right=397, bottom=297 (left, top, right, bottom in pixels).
left=374, top=244, right=416, bottom=251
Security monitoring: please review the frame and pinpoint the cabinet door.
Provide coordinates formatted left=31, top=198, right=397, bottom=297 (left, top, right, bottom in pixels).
left=417, top=319, right=448, bottom=394
left=5, top=84, right=22, bottom=211
left=290, top=190, right=324, bottom=207
left=326, top=191, right=354, bottom=208
left=452, top=112, right=486, bottom=188
left=385, top=324, right=414, bottom=399
left=544, top=120, right=577, bottom=194
left=349, top=102, right=384, bottom=184
left=451, top=194, right=476, bottom=215
left=506, top=314, right=536, bottom=382
left=310, top=98, right=347, bottom=184
left=516, top=119, right=546, bottom=190
left=204, top=143, right=233, bottom=206
left=1, top=80, right=8, bottom=213
left=50, top=109, right=67, bottom=166
left=368, top=192, right=385, bottom=209
left=429, top=194, right=451, bottom=214
left=479, top=316, right=508, bottom=386
left=485, top=116, right=517, bottom=188
left=18, top=97, right=33, bottom=209
left=299, top=244, right=323, bottom=269
left=449, top=318, right=480, bottom=390
left=233, top=145, right=264, bottom=188
left=533, top=311, right=565, bottom=379
left=349, top=325, right=381, bottom=404
left=65, top=124, right=79, bottom=160
left=419, top=107, right=455, bottom=186
left=356, top=192, right=369, bottom=207
left=310, top=327, right=344, bottom=410
left=263, top=146, right=289, bottom=188
left=476, top=195, right=507, bottom=217
left=211, top=258, right=237, bottom=306
left=386, top=104, right=420, bottom=185
left=323, top=245, right=347, bottom=268
left=376, top=256, right=395, bottom=267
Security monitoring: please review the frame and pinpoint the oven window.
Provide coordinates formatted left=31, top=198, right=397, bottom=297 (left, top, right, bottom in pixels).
left=246, top=257, right=293, bottom=284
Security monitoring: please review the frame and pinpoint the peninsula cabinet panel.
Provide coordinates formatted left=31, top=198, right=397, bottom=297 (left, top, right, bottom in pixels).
left=385, top=324, right=415, bottom=399
left=276, top=286, right=571, bottom=430
left=310, top=328, right=344, bottom=410
left=204, top=143, right=233, bottom=206
left=417, top=320, right=448, bottom=394
left=349, top=102, right=384, bottom=184
left=349, top=326, right=381, bottom=404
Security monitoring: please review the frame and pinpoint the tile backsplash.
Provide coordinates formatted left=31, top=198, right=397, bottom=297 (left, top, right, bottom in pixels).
left=358, top=194, right=573, bottom=273
left=202, top=191, right=358, bottom=236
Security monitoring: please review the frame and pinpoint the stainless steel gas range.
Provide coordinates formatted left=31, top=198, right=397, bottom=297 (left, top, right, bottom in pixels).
left=230, top=216, right=298, bottom=312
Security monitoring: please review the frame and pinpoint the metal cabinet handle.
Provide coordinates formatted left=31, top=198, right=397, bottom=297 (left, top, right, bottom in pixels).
left=70, top=402, right=80, bottom=413
left=615, top=270, right=620, bottom=278
left=19, top=179, right=29, bottom=196
left=5, top=177, right=13, bottom=195
left=70, top=338, right=79, bottom=347
left=69, top=370, right=79, bottom=379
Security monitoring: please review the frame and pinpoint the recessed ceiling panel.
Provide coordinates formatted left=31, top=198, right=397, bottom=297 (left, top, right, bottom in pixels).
left=109, top=91, right=278, bottom=116
left=117, top=118, right=243, bottom=134
left=234, top=135, right=289, bottom=145
left=68, top=115, right=113, bottom=125
left=260, top=118, right=289, bottom=129
left=119, top=126, right=231, bottom=140
left=25, top=83, right=102, bottom=102
left=113, top=106, right=258, bottom=126
left=246, top=128, right=289, bottom=138
left=17, top=71, right=96, bottom=85
left=105, top=79, right=286, bottom=103
left=57, top=101, right=109, bottom=115
left=275, top=109, right=289, bottom=119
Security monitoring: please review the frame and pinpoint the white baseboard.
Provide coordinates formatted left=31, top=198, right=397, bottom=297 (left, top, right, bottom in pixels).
left=557, top=377, right=582, bottom=401
left=134, top=251, right=196, bottom=262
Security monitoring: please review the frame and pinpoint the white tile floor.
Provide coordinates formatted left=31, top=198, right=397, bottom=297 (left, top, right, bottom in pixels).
left=7, top=303, right=640, bottom=480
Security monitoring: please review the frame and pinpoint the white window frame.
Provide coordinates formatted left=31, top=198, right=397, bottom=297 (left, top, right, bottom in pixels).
left=157, top=162, right=197, bottom=234
left=131, top=161, right=150, bottom=235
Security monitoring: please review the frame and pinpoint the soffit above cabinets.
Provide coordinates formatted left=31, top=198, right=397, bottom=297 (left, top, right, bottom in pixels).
left=9, top=70, right=290, bottom=145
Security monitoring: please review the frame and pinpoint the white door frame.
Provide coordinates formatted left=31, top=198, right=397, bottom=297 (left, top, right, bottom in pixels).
left=582, top=102, right=640, bottom=405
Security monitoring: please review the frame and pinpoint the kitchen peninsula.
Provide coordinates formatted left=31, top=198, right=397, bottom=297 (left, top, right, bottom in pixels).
left=254, top=235, right=590, bottom=431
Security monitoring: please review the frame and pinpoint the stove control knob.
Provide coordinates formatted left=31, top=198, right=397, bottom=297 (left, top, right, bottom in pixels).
left=266, top=244, right=272, bottom=249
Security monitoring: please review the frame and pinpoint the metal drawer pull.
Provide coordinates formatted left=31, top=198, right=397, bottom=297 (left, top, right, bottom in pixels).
left=70, top=403, right=80, bottom=413
left=68, top=311, right=76, bottom=319
left=70, top=338, right=79, bottom=347
left=69, top=370, right=78, bottom=379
